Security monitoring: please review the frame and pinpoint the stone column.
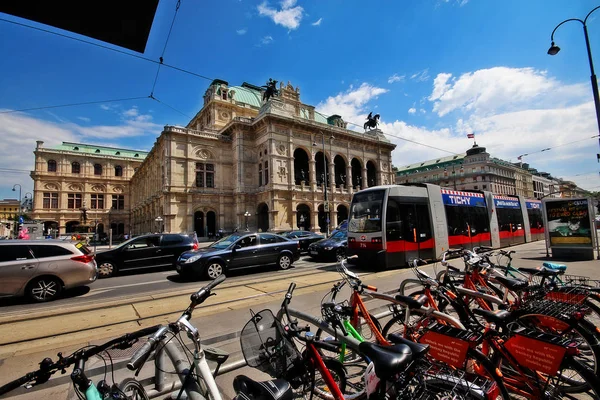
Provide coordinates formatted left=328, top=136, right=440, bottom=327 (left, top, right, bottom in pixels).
left=312, top=210, right=320, bottom=233
left=362, top=168, right=368, bottom=190
left=309, top=160, right=317, bottom=191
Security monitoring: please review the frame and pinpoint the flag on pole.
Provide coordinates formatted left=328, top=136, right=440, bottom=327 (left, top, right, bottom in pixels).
left=517, top=155, right=522, bottom=161
left=467, top=133, right=475, bottom=139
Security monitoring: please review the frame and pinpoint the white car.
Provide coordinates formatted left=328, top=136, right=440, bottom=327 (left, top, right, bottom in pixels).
left=0, top=240, right=97, bottom=302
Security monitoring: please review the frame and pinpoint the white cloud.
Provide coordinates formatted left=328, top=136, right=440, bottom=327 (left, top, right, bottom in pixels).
left=261, top=36, right=274, bottom=45
left=311, top=18, right=322, bottom=26
left=122, top=107, right=139, bottom=118
left=384, top=67, right=600, bottom=190
left=258, top=0, right=304, bottom=30
left=77, top=116, right=90, bottom=122
left=100, top=104, right=111, bottom=111
left=316, top=83, right=388, bottom=130
left=408, top=107, right=416, bottom=114
left=429, top=67, right=589, bottom=117
left=236, top=28, right=247, bottom=35
left=388, top=73, right=405, bottom=84
left=410, top=68, right=430, bottom=82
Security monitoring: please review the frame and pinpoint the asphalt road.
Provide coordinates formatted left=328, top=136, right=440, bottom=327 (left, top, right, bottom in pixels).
left=0, top=254, right=338, bottom=314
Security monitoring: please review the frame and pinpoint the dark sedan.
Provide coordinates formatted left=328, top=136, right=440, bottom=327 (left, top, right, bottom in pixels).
left=307, top=230, right=347, bottom=262
left=280, top=230, right=324, bottom=253
left=176, top=232, right=300, bottom=279
left=95, top=233, right=198, bottom=278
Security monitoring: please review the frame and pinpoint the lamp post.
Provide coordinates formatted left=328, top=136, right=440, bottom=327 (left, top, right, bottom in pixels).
left=313, top=132, right=334, bottom=236
left=155, top=216, right=163, bottom=233
left=244, top=211, right=251, bottom=231
left=12, top=184, right=21, bottom=237
left=548, top=6, right=600, bottom=162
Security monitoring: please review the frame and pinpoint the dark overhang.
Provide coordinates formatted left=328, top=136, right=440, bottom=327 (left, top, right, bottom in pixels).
left=0, top=1, right=160, bottom=53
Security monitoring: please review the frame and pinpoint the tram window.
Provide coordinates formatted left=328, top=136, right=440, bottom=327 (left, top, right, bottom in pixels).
left=386, top=197, right=402, bottom=241
left=471, top=206, right=489, bottom=234
left=444, top=205, right=463, bottom=236
left=415, top=204, right=432, bottom=241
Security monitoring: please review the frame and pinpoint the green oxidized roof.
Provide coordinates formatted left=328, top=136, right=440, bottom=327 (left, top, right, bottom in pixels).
left=397, top=153, right=465, bottom=175
left=230, top=85, right=262, bottom=108
left=55, top=142, right=148, bottom=159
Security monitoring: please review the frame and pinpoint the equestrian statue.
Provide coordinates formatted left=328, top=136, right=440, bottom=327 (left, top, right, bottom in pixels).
left=262, top=78, right=279, bottom=102
left=364, top=112, right=380, bottom=131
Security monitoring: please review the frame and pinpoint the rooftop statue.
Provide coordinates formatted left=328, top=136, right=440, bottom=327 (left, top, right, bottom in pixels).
left=262, top=78, right=279, bottom=102
left=364, top=112, right=380, bottom=131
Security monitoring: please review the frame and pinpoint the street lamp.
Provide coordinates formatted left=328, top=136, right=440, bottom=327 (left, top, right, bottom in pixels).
left=24, top=192, right=32, bottom=211
left=313, top=132, right=334, bottom=236
left=155, top=216, right=163, bottom=233
left=548, top=6, right=600, bottom=162
left=244, top=211, right=251, bottom=231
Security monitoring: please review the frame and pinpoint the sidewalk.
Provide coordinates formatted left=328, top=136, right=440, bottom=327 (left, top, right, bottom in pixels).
left=1, top=240, right=598, bottom=399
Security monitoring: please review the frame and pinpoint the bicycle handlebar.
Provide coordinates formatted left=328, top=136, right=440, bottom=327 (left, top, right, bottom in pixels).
left=191, top=274, right=226, bottom=305
left=0, top=324, right=161, bottom=396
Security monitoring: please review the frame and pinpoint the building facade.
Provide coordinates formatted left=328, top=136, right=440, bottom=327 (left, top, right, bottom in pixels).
left=395, top=143, right=589, bottom=199
left=0, top=199, right=20, bottom=238
left=129, top=80, right=396, bottom=236
left=30, top=141, right=147, bottom=237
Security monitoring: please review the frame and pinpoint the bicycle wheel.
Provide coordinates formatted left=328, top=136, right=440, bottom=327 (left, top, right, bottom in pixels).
left=513, top=314, right=600, bottom=393
left=382, top=312, right=510, bottom=400
left=543, top=356, right=600, bottom=398
left=118, top=378, right=149, bottom=400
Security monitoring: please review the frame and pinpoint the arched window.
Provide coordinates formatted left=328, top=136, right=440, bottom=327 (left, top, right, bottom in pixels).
left=264, top=161, right=269, bottom=185
left=115, top=165, right=123, bottom=177
left=94, top=163, right=102, bottom=176
left=47, top=160, right=57, bottom=172
left=72, top=161, right=81, bottom=174
left=259, top=163, right=263, bottom=186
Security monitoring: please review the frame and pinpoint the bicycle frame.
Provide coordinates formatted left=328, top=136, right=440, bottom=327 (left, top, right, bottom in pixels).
left=305, top=341, right=346, bottom=400
left=336, top=319, right=365, bottom=364
left=348, top=289, right=390, bottom=345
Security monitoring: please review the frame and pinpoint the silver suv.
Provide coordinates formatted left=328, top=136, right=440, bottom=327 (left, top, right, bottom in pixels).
left=0, top=240, right=97, bottom=302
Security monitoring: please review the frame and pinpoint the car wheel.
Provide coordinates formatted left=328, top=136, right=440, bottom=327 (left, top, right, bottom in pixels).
left=335, top=248, right=346, bottom=262
left=27, top=276, right=63, bottom=302
left=205, top=261, right=225, bottom=280
left=98, top=262, right=117, bottom=278
left=278, top=254, right=293, bottom=270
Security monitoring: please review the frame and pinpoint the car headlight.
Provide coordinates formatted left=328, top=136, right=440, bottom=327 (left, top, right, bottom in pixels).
left=324, top=247, right=333, bottom=251
left=185, top=254, right=203, bottom=264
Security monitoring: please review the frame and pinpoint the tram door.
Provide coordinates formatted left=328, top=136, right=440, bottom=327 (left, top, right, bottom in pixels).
left=386, top=199, right=433, bottom=265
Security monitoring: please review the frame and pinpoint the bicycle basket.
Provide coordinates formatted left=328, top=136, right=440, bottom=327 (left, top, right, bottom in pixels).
left=239, top=309, right=302, bottom=379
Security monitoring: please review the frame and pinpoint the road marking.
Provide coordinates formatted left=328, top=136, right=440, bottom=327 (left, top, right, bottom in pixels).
left=94, top=279, right=170, bottom=291
left=80, top=289, right=114, bottom=298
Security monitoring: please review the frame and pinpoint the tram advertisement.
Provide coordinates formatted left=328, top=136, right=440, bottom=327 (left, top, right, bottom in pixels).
left=544, top=198, right=592, bottom=247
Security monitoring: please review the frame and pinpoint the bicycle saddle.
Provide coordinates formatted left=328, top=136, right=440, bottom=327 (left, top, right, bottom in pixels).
left=233, top=375, right=293, bottom=400
left=359, top=342, right=412, bottom=379
left=387, top=334, right=429, bottom=359
left=518, top=266, right=559, bottom=277
left=395, top=293, right=427, bottom=309
left=542, top=262, right=567, bottom=272
left=494, top=276, right=528, bottom=292
left=472, top=308, right=511, bottom=325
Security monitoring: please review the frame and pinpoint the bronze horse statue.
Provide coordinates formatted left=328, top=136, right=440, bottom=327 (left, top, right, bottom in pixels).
left=262, top=78, right=279, bottom=102
left=364, top=112, right=380, bottom=131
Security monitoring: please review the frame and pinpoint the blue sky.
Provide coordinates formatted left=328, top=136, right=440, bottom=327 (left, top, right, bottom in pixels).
left=1, top=0, right=600, bottom=201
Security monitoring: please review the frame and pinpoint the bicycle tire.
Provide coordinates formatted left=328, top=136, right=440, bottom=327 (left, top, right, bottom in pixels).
left=513, top=313, right=600, bottom=392
left=381, top=312, right=510, bottom=400
left=118, top=378, right=150, bottom=400
left=398, top=278, right=425, bottom=296
left=311, top=358, right=366, bottom=400
left=543, top=356, right=600, bottom=398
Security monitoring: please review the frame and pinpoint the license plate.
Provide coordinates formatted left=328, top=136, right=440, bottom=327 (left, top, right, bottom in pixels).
left=310, top=251, right=318, bottom=255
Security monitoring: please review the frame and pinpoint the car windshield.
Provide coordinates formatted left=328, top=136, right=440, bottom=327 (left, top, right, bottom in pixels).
left=210, top=234, right=242, bottom=249
left=330, top=231, right=347, bottom=240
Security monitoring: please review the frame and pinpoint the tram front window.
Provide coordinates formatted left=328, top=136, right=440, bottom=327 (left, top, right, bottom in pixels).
left=349, top=190, right=384, bottom=233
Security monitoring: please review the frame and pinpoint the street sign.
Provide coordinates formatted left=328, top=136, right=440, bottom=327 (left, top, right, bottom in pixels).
left=324, top=202, right=329, bottom=212
left=18, top=216, right=24, bottom=224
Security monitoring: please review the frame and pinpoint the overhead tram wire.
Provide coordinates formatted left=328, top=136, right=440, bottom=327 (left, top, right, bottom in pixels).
left=150, top=95, right=192, bottom=119
left=151, top=0, right=182, bottom=97
left=0, top=16, right=214, bottom=83
left=0, top=96, right=149, bottom=114
left=514, top=134, right=600, bottom=160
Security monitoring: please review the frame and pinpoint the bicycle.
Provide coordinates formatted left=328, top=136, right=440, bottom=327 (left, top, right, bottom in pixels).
left=1, top=275, right=298, bottom=400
